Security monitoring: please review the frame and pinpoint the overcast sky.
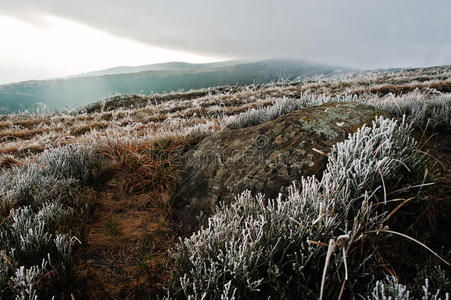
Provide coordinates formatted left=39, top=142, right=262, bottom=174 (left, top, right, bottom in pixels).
left=0, top=0, right=450, bottom=84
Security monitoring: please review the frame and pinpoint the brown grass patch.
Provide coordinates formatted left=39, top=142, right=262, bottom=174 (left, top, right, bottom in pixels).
left=0, top=155, right=23, bottom=169
left=69, top=122, right=109, bottom=136
left=144, top=114, right=168, bottom=123
left=0, top=122, right=12, bottom=130
left=74, top=136, right=196, bottom=299
left=14, top=119, right=50, bottom=128
left=354, top=80, right=451, bottom=96
left=0, top=128, right=45, bottom=141
left=0, top=142, right=46, bottom=157
left=100, top=112, right=114, bottom=121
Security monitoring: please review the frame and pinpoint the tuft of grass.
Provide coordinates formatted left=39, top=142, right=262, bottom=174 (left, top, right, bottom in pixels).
left=100, top=137, right=180, bottom=196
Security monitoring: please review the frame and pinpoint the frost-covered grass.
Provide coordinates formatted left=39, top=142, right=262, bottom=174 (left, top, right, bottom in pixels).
left=167, top=116, right=448, bottom=299
left=0, top=65, right=449, bottom=160
left=226, top=93, right=356, bottom=129
left=227, top=90, right=451, bottom=131
left=371, top=92, right=451, bottom=129
left=0, top=144, right=103, bottom=298
left=370, top=275, right=449, bottom=300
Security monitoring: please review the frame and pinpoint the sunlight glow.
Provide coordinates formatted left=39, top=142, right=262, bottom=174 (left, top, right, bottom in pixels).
left=0, top=15, right=225, bottom=84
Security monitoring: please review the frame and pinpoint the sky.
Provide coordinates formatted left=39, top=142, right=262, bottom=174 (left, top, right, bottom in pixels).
left=0, top=0, right=450, bottom=84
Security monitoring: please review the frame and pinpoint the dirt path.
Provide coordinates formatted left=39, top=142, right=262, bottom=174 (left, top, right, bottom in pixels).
left=76, top=180, right=175, bottom=298
left=73, top=138, right=188, bottom=299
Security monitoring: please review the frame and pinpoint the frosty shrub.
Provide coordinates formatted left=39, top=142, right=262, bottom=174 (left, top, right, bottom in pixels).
left=38, top=144, right=104, bottom=185
left=0, top=144, right=103, bottom=211
left=370, top=276, right=411, bottom=300
left=370, top=275, right=449, bottom=300
left=9, top=256, right=51, bottom=300
left=0, top=170, right=78, bottom=211
left=168, top=116, right=437, bottom=299
left=227, top=88, right=451, bottom=133
left=325, top=115, right=428, bottom=198
left=414, top=265, right=451, bottom=300
left=0, top=144, right=104, bottom=298
left=373, top=93, right=451, bottom=129
left=227, top=93, right=355, bottom=129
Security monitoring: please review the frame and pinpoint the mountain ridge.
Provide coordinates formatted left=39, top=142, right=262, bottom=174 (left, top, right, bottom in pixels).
left=66, top=59, right=248, bottom=78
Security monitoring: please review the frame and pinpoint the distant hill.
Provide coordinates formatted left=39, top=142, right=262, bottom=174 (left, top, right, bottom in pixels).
left=68, top=60, right=246, bottom=78
left=0, top=59, right=348, bottom=114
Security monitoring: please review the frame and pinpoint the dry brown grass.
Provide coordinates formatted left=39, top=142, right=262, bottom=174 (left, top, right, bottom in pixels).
left=69, top=121, right=109, bottom=136
left=0, top=142, right=46, bottom=157
left=13, top=119, right=50, bottom=128
left=143, top=114, right=168, bottom=123
left=0, top=122, right=12, bottom=130
left=73, top=136, right=196, bottom=298
left=0, top=155, right=22, bottom=169
left=353, top=80, right=451, bottom=96
left=0, top=128, right=46, bottom=141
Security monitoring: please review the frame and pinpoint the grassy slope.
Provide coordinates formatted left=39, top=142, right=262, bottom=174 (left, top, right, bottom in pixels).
left=0, top=65, right=449, bottom=299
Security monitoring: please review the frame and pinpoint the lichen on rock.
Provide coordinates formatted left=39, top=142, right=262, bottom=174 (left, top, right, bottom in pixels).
left=175, top=102, right=385, bottom=232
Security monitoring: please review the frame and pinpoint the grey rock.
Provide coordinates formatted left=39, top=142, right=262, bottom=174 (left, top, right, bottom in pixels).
left=176, top=102, right=385, bottom=232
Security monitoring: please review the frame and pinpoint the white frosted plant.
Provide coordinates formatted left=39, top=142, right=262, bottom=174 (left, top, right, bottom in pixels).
left=225, top=86, right=450, bottom=132
left=38, top=144, right=103, bottom=184
left=420, top=278, right=449, bottom=300
left=0, top=170, right=78, bottom=210
left=372, top=92, right=451, bottom=129
left=326, top=116, right=426, bottom=200
left=0, top=143, right=104, bottom=298
left=7, top=206, right=53, bottom=258
left=226, top=93, right=356, bottom=129
left=9, top=257, right=51, bottom=300
left=370, top=276, right=411, bottom=300
left=0, top=144, right=102, bottom=211
left=369, top=276, right=450, bottom=300
left=0, top=202, right=75, bottom=262
left=54, top=233, right=79, bottom=266
left=168, top=116, right=434, bottom=299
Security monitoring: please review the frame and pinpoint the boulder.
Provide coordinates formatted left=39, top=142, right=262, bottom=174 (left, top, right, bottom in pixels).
left=176, top=102, right=384, bottom=231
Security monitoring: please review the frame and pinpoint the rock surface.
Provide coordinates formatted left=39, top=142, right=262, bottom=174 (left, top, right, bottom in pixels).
left=176, top=102, right=384, bottom=231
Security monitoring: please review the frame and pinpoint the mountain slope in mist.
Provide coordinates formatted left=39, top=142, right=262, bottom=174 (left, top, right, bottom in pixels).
left=0, top=59, right=347, bottom=114
left=68, top=60, right=246, bottom=78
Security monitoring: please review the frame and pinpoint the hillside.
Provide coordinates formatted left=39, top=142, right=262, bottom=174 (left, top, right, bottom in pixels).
left=69, top=60, right=246, bottom=77
left=0, top=65, right=450, bottom=299
left=0, top=59, right=344, bottom=114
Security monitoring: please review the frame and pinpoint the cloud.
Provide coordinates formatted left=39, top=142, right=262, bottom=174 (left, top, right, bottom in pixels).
left=0, top=0, right=450, bottom=68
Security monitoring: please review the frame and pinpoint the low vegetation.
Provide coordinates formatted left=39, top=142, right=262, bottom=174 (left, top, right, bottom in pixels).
left=168, top=116, right=448, bottom=299
left=0, top=144, right=103, bottom=298
left=0, top=65, right=449, bottom=298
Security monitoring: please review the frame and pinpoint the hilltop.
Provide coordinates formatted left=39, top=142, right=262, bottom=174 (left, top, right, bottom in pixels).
left=68, top=60, right=247, bottom=78
left=0, top=65, right=450, bottom=299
